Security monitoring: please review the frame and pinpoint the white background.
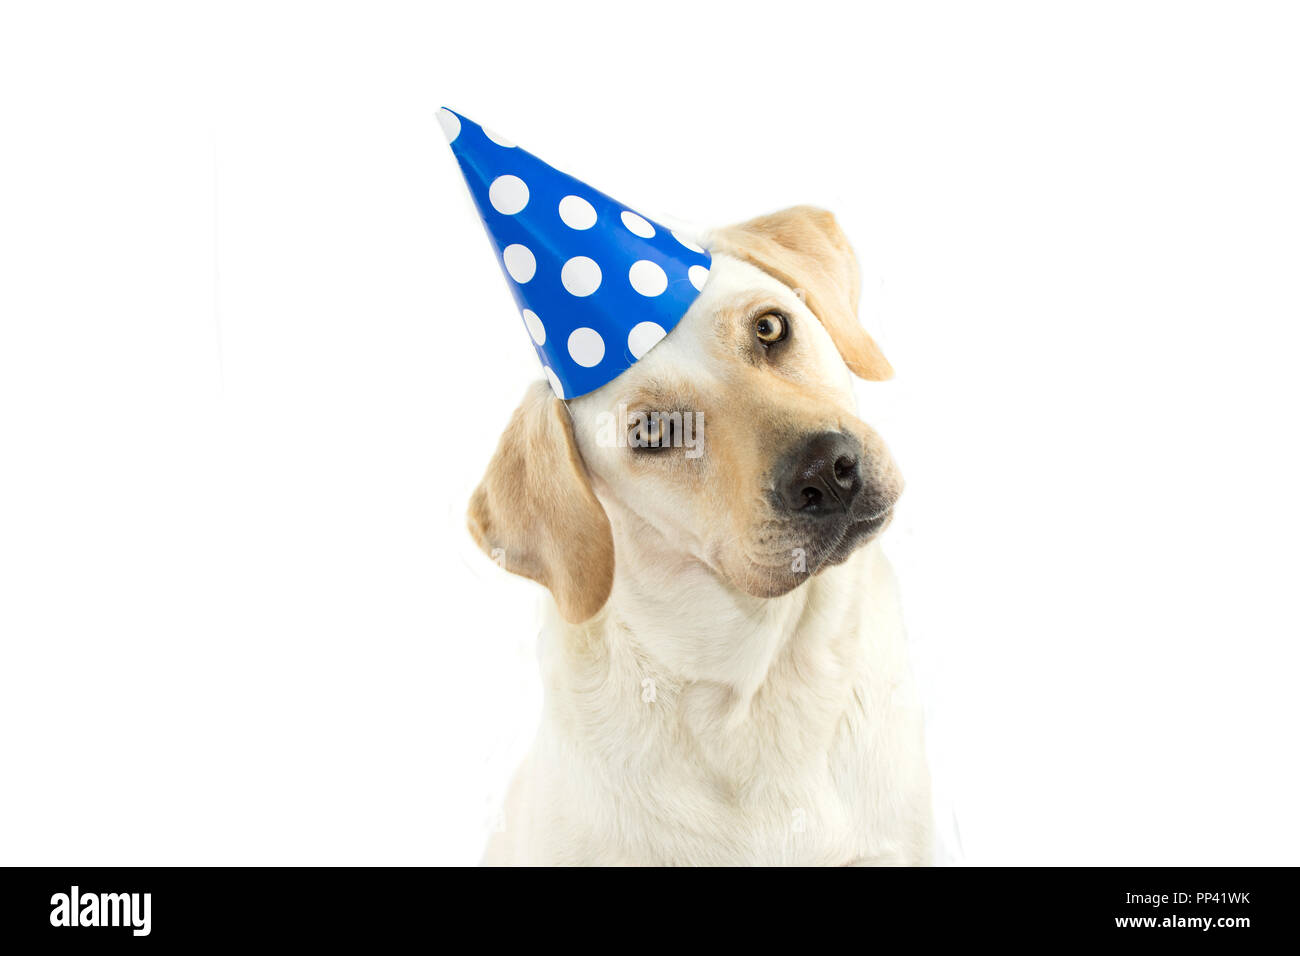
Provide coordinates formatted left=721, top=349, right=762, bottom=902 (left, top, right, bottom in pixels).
left=2, top=1, right=1298, bottom=866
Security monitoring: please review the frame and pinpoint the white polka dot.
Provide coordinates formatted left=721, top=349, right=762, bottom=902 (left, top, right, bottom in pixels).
left=688, top=264, right=710, bottom=291
left=628, top=260, right=668, bottom=297
left=483, top=127, right=515, bottom=148
left=558, top=195, right=597, bottom=230
left=502, top=244, right=535, bottom=283
left=568, top=327, right=605, bottom=367
left=544, top=366, right=565, bottom=399
left=437, top=108, right=461, bottom=143
left=521, top=309, right=546, bottom=346
left=489, top=175, right=529, bottom=215
left=627, top=321, right=667, bottom=359
left=620, top=211, right=655, bottom=238
left=672, top=230, right=705, bottom=254
left=561, top=256, right=602, bottom=297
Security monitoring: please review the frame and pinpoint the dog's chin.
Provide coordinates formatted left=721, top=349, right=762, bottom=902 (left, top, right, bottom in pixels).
left=726, top=508, right=896, bottom=599
left=817, top=508, right=895, bottom=568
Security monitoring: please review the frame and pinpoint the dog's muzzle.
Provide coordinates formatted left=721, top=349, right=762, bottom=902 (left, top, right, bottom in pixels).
left=773, top=430, right=897, bottom=566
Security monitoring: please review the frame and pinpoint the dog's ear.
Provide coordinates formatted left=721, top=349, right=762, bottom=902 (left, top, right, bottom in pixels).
left=467, top=381, right=614, bottom=624
left=710, top=205, right=893, bottom=380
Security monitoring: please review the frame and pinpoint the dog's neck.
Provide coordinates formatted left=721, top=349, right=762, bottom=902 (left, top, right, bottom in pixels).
left=550, top=511, right=891, bottom=704
left=536, top=514, right=903, bottom=809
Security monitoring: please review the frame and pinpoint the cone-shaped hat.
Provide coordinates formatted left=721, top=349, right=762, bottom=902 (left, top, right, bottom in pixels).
left=439, top=107, right=711, bottom=398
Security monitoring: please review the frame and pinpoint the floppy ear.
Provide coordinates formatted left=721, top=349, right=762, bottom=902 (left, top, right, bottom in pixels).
left=709, top=205, right=893, bottom=380
left=467, top=380, right=614, bottom=624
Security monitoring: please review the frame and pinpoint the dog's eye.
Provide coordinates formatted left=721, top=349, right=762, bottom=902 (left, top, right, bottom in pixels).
left=755, top=312, right=788, bottom=346
left=628, top=415, right=672, bottom=451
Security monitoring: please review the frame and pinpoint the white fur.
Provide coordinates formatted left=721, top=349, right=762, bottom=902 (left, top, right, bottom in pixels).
left=482, top=257, right=933, bottom=866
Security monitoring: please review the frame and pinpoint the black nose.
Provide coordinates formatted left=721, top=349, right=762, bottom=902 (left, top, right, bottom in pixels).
left=778, top=431, right=863, bottom=514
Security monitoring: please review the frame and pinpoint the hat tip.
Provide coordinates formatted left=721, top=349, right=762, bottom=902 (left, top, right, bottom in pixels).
left=436, top=106, right=462, bottom=144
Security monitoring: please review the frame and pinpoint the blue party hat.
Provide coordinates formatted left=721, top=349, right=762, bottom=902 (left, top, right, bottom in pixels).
left=438, top=108, right=711, bottom=399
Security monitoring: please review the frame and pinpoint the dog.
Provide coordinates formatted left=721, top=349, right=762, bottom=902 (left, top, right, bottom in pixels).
left=468, top=206, right=932, bottom=865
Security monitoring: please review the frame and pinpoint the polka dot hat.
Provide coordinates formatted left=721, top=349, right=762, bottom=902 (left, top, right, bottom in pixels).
left=439, top=107, right=711, bottom=399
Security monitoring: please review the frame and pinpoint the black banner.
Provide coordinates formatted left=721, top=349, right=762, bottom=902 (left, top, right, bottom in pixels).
left=0, top=866, right=1287, bottom=945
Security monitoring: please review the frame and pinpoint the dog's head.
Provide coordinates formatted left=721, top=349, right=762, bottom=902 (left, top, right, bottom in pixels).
left=467, top=206, right=901, bottom=622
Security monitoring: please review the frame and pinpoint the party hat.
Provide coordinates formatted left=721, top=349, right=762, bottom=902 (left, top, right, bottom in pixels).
left=438, top=107, right=711, bottom=399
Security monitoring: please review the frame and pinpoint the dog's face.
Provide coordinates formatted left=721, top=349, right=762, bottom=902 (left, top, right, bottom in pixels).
left=468, top=206, right=900, bottom=622
left=567, top=253, right=901, bottom=599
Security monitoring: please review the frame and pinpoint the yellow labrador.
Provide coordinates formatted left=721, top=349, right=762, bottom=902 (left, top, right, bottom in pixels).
left=469, top=206, right=932, bottom=865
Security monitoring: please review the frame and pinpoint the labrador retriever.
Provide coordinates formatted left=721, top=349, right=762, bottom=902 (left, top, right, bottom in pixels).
left=469, top=206, right=932, bottom=865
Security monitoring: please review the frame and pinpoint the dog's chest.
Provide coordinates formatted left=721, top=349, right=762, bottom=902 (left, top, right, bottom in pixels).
left=656, top=677, right=920, bottom=865
left=523, top=550, right=931, bottom=866
left=536, top=661, right=928, bottom=866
